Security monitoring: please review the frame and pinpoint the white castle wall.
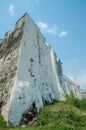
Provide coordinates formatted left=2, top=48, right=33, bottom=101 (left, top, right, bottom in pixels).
left=0, top=13, right=82, bottom=126
left=64, top=76, right=82, bottom=98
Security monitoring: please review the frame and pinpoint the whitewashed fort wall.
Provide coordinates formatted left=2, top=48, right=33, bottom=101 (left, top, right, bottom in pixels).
left=0, top=13, right=82, bottom=126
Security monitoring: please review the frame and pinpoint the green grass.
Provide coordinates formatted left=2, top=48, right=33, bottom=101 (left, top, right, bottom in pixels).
left=0, top=97, right=86, bottom=130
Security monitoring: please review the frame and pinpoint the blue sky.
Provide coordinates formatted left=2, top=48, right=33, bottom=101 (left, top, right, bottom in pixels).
left=0, top=0, right=86, bottom=90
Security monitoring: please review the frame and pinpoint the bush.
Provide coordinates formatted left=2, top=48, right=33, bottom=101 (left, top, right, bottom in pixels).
left=73, top=98, right=86, bottom=110
left=0, top=115, right=7, bottom=128
left=66, top=93, right=86, bottom=110
left=66, top=93, right=76, bottom=104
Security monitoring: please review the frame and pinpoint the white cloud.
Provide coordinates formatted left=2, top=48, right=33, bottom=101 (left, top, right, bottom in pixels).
left=38, top=22, right=48, bottom=30
left=9, top=4, right=14, bottom=16
left=37, top=21, right=68, bottom=37
left=59, top=31, right=67, bottom=37
left=37, top=21, right=58, bottom=35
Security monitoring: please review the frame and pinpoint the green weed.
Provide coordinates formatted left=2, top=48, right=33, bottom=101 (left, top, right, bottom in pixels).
left=0, top=98, right=86, bottom=130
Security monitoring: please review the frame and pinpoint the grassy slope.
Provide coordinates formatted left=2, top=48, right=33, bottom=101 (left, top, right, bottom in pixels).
left=0, top=98, right=86, bottom=130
